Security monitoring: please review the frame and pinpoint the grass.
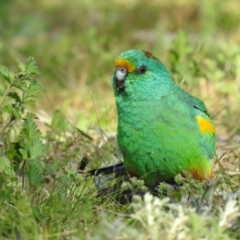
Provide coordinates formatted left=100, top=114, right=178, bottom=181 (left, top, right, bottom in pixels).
left=0, top=0, right=240, bottom=239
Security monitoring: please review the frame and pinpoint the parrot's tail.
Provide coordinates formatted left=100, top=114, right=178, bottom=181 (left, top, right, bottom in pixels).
left=85, top=162, right=126, bottom=176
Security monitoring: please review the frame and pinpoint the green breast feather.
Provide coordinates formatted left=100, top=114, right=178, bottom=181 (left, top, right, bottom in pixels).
left=112, top=49, right=216, bottom=186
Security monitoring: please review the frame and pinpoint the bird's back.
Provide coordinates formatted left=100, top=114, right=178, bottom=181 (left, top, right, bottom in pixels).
left=117, top=84, right=215, bottom=185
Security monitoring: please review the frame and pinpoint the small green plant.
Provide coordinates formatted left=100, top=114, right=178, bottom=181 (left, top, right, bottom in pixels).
left=0, top=58, right=45, bottom=183
left=0, top=58, right=115, bottom=239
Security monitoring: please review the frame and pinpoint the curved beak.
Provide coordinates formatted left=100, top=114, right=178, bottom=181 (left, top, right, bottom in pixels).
left=114, top=66, right=127, bottom=90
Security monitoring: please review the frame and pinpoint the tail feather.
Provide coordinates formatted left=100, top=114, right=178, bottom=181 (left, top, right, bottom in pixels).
left=86, top=162, right=126, bottom=176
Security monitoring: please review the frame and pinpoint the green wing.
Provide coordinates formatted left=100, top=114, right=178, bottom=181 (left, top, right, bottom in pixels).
left=178, top=88, right=216, bottom=159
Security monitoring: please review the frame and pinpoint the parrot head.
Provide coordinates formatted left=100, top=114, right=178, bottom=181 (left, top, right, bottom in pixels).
left=112, top=49, right=173, bottom=100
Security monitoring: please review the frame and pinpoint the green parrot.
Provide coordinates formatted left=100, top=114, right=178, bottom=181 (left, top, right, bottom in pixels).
left=111, top=49, right=216, bottom=186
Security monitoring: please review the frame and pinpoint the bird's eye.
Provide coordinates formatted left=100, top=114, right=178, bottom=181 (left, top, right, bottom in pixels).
left=137, top=65, right=147, bottom=74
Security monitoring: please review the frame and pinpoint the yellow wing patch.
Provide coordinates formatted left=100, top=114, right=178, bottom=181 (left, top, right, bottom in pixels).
left=196, top=116, right=215, bottom=134
left=115, top=58, right=136, bottom=73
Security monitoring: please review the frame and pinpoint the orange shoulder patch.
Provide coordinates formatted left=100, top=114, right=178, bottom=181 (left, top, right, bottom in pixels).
left=115, top=58, right=136, bottom=73
left=196, top=116, right=215, bottom=134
